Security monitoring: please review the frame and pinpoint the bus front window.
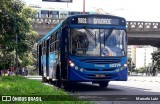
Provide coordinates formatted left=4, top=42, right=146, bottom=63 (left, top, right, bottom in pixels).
left=70, top=29, right=127, bottom=56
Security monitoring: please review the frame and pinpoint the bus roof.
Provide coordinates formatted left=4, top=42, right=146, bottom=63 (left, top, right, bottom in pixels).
left=37, top=14, right=126, bottom=44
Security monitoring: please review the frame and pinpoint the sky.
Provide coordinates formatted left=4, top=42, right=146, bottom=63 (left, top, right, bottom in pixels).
left=23, top=0, right=160, bottom=22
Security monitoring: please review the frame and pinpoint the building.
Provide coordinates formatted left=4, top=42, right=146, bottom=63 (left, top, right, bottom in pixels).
left=127, top=45, right=137, bottom=64
left=128, top=45, right=157, bottom=69
left=135, top=46, right=157, bottom=68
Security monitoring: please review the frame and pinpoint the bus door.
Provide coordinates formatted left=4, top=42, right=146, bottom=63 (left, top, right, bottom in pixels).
left=38, top=44, right=42, bottom=75
left=42, top=41, right=46, bottom=77
left=46, top=39, right=50, bottom=78
left=49, top=33, right=60, bottom=80
left=49, top=36, right=55, bottom=79
left=61, top=26, right=68, bottom=80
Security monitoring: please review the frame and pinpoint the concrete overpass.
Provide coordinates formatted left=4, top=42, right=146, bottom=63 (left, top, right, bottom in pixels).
left=33, top=18, right=160, bottom=47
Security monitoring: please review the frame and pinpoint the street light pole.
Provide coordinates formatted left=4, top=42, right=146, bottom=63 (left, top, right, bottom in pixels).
left=131, top=58, right=132, bottom=75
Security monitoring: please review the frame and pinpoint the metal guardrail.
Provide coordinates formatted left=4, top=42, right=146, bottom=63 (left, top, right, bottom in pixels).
left=33, top=18, right=64, bottom=25
left=127, top=21, right=160, bottom=31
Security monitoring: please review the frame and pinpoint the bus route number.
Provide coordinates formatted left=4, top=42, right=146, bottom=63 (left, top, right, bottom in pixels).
left=109, top=63, right=121, bottom=68
left=78, top=18, right=87, bottom=24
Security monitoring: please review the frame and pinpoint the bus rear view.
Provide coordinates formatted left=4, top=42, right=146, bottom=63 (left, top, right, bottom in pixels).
left=68, top=15, right=128, bottom=87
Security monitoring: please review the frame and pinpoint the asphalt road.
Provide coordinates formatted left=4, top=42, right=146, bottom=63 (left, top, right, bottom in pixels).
left=26, top=75, right=160, bottom=104
left=64, top=76, right=160, bottom=104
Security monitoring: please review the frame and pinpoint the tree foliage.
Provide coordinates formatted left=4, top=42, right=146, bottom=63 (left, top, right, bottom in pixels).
left=151, top=48, right=160, bottom=70
left=0, top=0, right=38, bottom=69
left=127, top=57, right=136, bottom=72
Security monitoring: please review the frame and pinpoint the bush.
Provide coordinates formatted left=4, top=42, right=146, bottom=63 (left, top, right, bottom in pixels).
left=27, top=65, right=38, bottom=75
left=137, top=67, right=146, bottom=73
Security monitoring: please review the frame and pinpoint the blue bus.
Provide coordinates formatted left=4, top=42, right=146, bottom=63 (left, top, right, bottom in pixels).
left=37, top=14, right=128, bottom=88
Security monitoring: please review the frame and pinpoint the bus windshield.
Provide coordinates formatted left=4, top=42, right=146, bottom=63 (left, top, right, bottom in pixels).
left=70, top=28, right=127, bottom=57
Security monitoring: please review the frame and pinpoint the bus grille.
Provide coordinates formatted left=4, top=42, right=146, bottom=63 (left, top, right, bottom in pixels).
left=85, top=68, right=115, bottom=71
left=80, top=58, right=120, bottom=64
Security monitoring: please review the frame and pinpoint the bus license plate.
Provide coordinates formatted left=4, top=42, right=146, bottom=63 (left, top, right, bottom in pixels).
left=96, top=74, right=105, bottom=78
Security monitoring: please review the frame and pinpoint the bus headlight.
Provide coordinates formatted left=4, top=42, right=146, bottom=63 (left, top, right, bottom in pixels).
left=70, top=63, right=75, bottom=67
left=124, top=64, right=127, bottom=67
left=69, top=60, right=75, bottom=67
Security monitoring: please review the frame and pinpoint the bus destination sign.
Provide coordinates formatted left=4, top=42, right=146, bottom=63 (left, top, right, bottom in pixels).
left=71, top=17, right=122, bottom=25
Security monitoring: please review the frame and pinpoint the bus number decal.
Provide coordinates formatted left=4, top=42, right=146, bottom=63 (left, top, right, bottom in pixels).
left=109, top=63, right=121, bottom=68
left=78, top=18, right=87, bottom=24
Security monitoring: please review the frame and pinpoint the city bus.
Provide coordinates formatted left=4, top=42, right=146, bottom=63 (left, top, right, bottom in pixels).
left=37, top=14, right=128, bottom=88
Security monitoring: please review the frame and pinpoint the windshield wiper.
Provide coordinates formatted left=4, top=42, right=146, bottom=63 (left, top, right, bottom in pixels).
left=83, top=26, right=96, bottom=41
left=104, top=28, right=114, bottom=41
left=103, top=28, right=114, bottom=47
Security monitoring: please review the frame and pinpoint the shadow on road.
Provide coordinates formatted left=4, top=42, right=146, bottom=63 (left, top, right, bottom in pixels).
left=64, top=82, right=121, bottom=93
left=64, top=82, right=160, bottom=95
left=63, top=82, right=160, bottom=104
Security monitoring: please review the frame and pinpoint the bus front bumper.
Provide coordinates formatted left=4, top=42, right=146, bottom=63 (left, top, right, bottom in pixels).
left=68, top=67, right=128, bottom=82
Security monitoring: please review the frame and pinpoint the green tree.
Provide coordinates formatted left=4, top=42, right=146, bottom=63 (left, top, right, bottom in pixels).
left=0, top=0, right=38, bottom=70
left=127, top=57, right=136, bottom=72
left=151, top=48, right=160, bottom=71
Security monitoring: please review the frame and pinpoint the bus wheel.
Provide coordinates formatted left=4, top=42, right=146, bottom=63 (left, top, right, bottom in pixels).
left=42, top=76, right=46, bottom=82
left=48, top=79, right=52, bottom=84
left=98, top=81, right=109, bottom=88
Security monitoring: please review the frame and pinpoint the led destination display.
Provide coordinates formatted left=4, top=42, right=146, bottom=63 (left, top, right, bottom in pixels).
left=71, top=16, right=125, bottom=26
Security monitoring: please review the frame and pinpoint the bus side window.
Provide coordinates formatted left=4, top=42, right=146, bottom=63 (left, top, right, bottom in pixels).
left=55, top=33, right=59, bottom=52
left=50, top=34, right=55, bottom=52
left=42, top=41, right=46, bottom=55
left=49, top=32, right=59, bottom=53
left=49, top=38, right=51, bottom=52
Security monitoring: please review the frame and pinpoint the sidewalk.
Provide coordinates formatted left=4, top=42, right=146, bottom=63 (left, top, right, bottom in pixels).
left=24, top=75, right=42, bottom=81
left=128, top=75, right=160, bottom=83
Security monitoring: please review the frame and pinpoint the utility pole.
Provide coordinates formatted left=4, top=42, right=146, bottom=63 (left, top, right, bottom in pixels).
left=131, top=58, right=132, bottom=75
left=83, top=0, right=85, bottom=14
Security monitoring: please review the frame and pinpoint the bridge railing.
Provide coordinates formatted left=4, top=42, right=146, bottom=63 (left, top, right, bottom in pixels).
left=127, top=21, right=160, bottom=31
left=33, top=18, right=160, bottom=31
left=33, top=18, right=64, bottom=24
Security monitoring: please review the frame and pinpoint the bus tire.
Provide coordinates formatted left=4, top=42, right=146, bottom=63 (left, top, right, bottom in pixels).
left=48, top=79, right=52, bottom=84
left=42, top=76, right=46, bottom=82
left=98, top=81, right=109, bottom=88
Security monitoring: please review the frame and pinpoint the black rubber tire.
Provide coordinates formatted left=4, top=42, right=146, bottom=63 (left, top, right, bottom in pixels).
left=42, top=76, right=47, bottom=82
left=48, top=79, right=52, bottom=84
